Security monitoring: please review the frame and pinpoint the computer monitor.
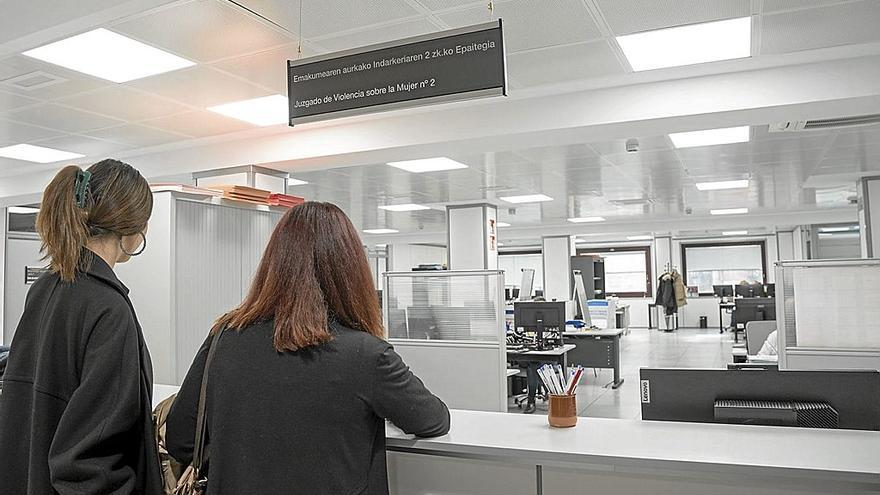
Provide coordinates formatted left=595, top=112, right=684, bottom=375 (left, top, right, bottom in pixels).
left=713, top=285, right=734, bottom=298
left=734, top=283, right=765, bottom=298
left=733, top=297, right=775, bottom=328
left=511, top=288, right=520, bottom=300
left=765, top=283, right=776, bottom=298
left=513, top=301, right=566, bottom=350
left=639, top=368, right=880, bottom=431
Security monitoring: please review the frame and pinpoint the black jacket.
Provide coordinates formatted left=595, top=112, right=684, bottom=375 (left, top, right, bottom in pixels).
left=0, top=254, right=163, bottom=494
left=655, top=275, right=678, bottom=315
left=166, top=321, right=450, bottom=495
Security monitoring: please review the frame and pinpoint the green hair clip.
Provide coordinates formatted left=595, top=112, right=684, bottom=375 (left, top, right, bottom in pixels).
left=74, top=170, right=92, bottom=208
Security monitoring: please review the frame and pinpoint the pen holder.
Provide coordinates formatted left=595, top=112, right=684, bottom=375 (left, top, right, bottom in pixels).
left=548, top=394, right=577, bottom=428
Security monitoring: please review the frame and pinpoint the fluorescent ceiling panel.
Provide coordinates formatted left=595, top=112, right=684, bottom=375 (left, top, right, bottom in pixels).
left=617, top=17, right=751, bottom=71
left=9, top=206, right=40, bottom=214
left=696, top=179, right=749, bottom=191
left=627, top=235, right=653, bottom=241
left=288, top=178, right=308, bottom=186
left=0, top=143, right=84, bottom=163
left=387, top=157, right=468, bottom=173
left=710, top=208, right=749, bottom=215
left=722, top=230, right=748, bottom=236
left=819, top=226, right=857, bottom=233
left=669, top=126, right=750, bottom=148
left=496, top=222, right=511, bottom=227
left=208, top=95, right=289, bottom=126
left=567, top=217, right=606, bottom=223
left=499, top=194, right=553, bottom=204
left=574, top=238, right=587, bottom=243
left=378, top=203, right=431, bottom=212
left=22, top=28, right=195, bottom=83
left=364, top=228, right=398, bottom=234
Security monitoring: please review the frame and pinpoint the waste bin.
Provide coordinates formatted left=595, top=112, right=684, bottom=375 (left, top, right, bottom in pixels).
left=699, top=316, right=708, bottom=328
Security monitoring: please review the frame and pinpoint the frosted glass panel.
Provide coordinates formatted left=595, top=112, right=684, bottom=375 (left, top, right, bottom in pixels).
left=384, top=271, right=503, bottom=341
left=499, top=254, right=543, bottom=290
left=792, top=265, right=880, bottom=349
left=685, top=244, right=764, bottom=293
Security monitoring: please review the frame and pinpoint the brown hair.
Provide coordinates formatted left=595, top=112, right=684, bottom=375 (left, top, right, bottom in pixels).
left=214, top=201, right=384, bottom=351
left=36, top=159, right=153, bottom=282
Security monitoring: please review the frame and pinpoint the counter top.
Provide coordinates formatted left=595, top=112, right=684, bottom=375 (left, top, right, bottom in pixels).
left=386, top=409, right=880, bottom=485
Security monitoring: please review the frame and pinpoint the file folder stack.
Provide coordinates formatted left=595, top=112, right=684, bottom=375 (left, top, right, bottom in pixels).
left=267, top=193, right=305, bottom=208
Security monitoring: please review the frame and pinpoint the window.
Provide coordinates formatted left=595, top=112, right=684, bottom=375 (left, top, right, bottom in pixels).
left=498, top=251, right=544, bottom=290
left=577, top=246, right=652, bottom=298
left=681, top=242, right=766, bottom=295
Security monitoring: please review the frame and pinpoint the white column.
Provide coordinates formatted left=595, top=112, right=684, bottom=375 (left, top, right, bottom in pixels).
left=0, top=208, right=6, bottom=344
left=858, top=176, right=880, bottom=258
left=541, top=235, right=575, bottom=302
left=776, top=230, right=796, bottom=262
left=654, top=236, right=673, bottom=280
left=446, top=204, right=498, bottom=270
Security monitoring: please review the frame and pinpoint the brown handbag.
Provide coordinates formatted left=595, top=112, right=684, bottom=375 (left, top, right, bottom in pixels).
left=173, top=328, right=224, bottom=495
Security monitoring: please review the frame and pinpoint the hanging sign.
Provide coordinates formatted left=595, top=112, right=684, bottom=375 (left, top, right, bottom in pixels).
left=287, top=20, right=506, bottom=125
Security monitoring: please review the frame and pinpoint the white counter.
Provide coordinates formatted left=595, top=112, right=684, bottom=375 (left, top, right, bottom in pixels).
left=386, top=409, right=880, bottom=495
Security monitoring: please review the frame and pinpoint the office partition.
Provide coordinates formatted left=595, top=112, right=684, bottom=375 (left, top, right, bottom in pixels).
left=384, top=270, right=507, bottom=412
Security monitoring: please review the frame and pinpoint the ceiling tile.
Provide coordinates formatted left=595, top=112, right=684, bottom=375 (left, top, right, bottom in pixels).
left=28, top=134, right=132, bottom=158
left=590, top=135, right=672, bottom=155
left=143, top=110, right=253, bottom=137
left=761, top=0, right=880, bottom=54
left=762, top=0, right=858, bottom=13
left=0, top=118, right=65, bottom=146
left=595, top=0, right=750, bottom=35
left=507, top=40, right=624, bottom=87
left=87, top=124, right=189, bottom=148
left=112, top=0, right=293, bottom=63
left=314, top=18, right=440, bottom=52
left=237, top=0, right=420, bottom=39
left=127, top=65, right=272, bottom=108
left=212, top=43, right=316, bottom=94
left=58, top=86, right=191, bottom=122
left=0, top=55, right=109, bottom=100
left=416, top=0, right=488, bottom=11
left=8, top=103, right=125, bottom=133
left=438, top=0, right=601, bottom=52
left=0, top=90, right=42, bottom=112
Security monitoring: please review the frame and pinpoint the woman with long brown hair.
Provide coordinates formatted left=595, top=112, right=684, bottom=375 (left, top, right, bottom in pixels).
left=166, top=201, right=449, bottom=494
left=0, top=159, right=163, bottom=494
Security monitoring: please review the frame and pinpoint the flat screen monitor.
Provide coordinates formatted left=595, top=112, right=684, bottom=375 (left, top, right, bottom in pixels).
left=513, top=301, right=566, bottom=328
left=639, top=368, right=880, bottom=431
left=735, top=283, right=764, bottom=298
left=734, top=297, right=775, bottom=327
left=765, top=283, right=776, bottom=297
left=713, top=285, right=734, bottom=298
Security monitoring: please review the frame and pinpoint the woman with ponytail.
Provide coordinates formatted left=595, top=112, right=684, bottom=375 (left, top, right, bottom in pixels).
left=0, top=159, right=163, bottom=494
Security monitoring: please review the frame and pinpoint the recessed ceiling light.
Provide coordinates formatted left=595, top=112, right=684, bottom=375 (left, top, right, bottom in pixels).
left=818, top=226, right=856, bottom=233
left=575, top=238, right=588, bottom=243
left=8, top=206, right=40, bottom=214
left=616, top=17, right=751, bottom=71
left=723, top=230, right=748, bottom=236
left=208, top=95, right=289, bottom=126
left=387, top=157, right=468, bottom=173
left=670, top=126, right=750, bottom=148
left=0, top=143, right=84, bottom=163
left=375, top=244, right=387, bottom=248
left=364, top=228, right=399, bottom=234
left=22, top=28, right=195, bottom=83
left=496, top=222, right=511, bottom=227
left=696, top=179, right=749, bottom=191
left=288, top=178, right=308, bottom=186
left=818, top=233, right=832, bottom=238
left=627, top=235, right=653, bottom=241
left=497, top=242, right=504, bottom=247
left=378, top=203, right=431, bottom=212
left=567, top=217, right=606, bottom=223
left=499, top=194, right=553, bottom=204
left=710, top=208, right=749, bottom=215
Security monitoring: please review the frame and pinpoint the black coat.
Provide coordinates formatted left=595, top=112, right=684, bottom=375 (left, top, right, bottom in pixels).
left=166, top=321, right=450, bottom=495
left=0, top=254, right=163, bottom=494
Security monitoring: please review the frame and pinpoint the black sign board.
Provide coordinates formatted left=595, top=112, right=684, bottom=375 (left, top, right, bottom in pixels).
left=288, top=20, right=506, bottom=125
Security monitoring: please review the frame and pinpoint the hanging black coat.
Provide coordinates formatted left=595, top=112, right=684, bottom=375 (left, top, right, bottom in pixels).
left=655, top=275, right=678, bottom=316
left=0, top=254, right=163, bottom=494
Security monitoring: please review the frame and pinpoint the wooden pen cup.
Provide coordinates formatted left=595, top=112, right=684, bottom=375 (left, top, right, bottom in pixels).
left=548, top=394, right=577, bottom=428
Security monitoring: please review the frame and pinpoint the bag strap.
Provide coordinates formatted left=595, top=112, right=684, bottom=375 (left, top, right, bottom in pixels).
left=192, top=328, right=224, bottom=476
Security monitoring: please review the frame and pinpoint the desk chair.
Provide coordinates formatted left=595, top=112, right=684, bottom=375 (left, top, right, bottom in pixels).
left=745, top=321, right=777, bottom=356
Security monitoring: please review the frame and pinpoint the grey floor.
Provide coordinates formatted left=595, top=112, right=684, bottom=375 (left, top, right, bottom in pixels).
left=508, top=327, right=734, bottom=419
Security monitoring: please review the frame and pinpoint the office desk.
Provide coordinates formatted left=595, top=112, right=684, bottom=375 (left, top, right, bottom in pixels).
left=386, top=410, right=880, bottom=495
left=718, top=302, right=736, bottom=333
left=563, top=329, right=625, bottom=389
left=507, top=344, right=575, bottom=369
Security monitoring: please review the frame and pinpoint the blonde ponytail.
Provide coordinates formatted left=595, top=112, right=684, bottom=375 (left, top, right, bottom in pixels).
left=36, top=166, right=92, bottom=282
